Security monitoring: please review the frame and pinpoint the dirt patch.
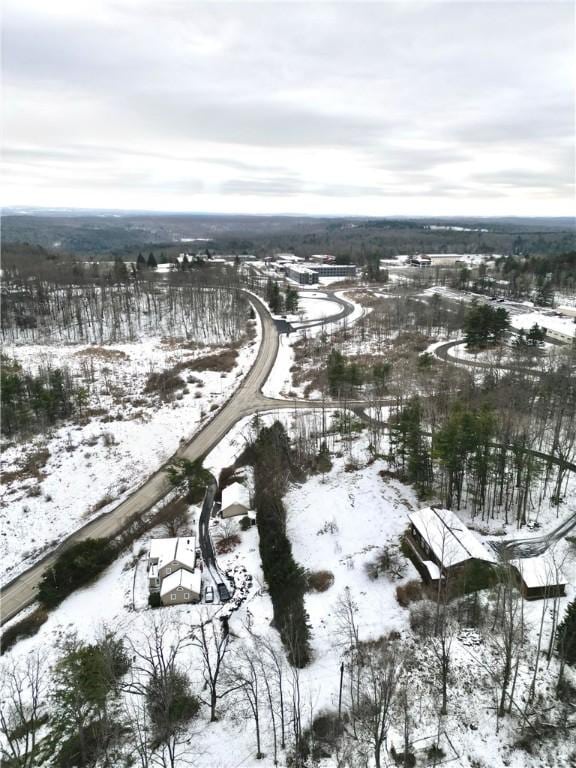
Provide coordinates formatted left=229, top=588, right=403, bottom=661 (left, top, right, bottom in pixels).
left=2, top=447, right=50, bottom=484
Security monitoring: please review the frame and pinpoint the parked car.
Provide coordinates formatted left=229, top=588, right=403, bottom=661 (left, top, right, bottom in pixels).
left=204, top=585, right=214, bottom=603
left=217, top=582, right=230, bottom=602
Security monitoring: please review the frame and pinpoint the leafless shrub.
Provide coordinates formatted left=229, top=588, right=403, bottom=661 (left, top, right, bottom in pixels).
left=216, top=534, right=241, bottom=554
left=101, top=431, right=118, bottom=447
left=307, top=570, right=335, bottom=592
left=144, top=369, right=184, bottom=397
left=2, top=447, right=50, bottom=484
left=365, top=543, right=407, bottom=582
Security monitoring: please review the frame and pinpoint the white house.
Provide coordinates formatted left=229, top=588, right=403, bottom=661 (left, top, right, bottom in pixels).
left=221, top=482, right=251, bottom=518
left=160, top=569, right=202, bottom=605
left=148, top=537, right=197, bottom=592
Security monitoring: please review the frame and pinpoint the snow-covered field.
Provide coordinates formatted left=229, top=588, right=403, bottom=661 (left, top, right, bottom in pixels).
left=2, top=289, right=576, bottom=768
left=0, top=316, right=261, bottom=585
left=3, top=413, right=575, bottom=767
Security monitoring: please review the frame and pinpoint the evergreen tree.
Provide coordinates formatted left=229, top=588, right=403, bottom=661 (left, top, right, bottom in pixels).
left=557, top=599, right=576, bottom=666
left=535, top=280, right=554, bottom=307
left=389, top=397, right=432, bottom=495
left=463, top=303, right=509, bottom=349
left=136, top=252, right=146, bottom=270
left=526, top=323, right=546, bottom=347
left=147, top=252, right=157, bottom=269
left=285, top=287, right=299, bottom=313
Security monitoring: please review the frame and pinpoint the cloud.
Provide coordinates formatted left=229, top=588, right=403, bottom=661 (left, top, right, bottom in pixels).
left=1, top=0, right=574, bottom=216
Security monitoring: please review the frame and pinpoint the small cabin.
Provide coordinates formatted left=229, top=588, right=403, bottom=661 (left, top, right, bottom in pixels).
left=221, top=482, right=250, bottom=518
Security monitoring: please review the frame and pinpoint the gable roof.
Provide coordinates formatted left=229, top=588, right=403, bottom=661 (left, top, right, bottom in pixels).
left=409, top=507, right=496, bottom=568
left=149, top=537, right=196, bottom=571
left=222, top=482, right=250, bottom=510
left=160, top=568, right=202, bottom=597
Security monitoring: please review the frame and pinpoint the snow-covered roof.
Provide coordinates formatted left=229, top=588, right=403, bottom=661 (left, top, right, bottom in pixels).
left=510, top=311, right=575, bottom=340
left=511, top=556, right=567, bottom=589
left=422, top=560, right=441, bottom=580
left=160, top=568, right=202, bottom=597
left=149, top=537, right=196, bottom=571
left=409, top=507, right=496, bottom=568
left=222, top=482, right=250, bottom=510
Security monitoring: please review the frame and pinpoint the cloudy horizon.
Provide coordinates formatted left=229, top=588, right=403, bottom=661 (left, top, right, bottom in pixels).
left=2, top=0, right=575, bottom=218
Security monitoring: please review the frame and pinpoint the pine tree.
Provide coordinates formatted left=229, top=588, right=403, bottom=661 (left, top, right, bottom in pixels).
left=136, top=252, right=146, bottom=270
left=147, top=252, right=157, bottom=269
left=556, top=598, right=576, bottom=666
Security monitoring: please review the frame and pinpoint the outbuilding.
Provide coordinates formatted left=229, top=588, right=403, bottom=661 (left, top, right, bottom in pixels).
left=511, top=556, right=567, bottom=600
left=221, top=482, right=251, bottom=518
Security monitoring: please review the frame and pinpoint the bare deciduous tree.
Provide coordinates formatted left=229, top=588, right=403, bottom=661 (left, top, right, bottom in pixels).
left=0, top=651, right=46, bottom=768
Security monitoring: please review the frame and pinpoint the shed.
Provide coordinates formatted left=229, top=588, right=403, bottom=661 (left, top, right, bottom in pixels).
left=160, top=569, right=202, bottom=605
left=511, top=556, right=567, bottom=600
left=221, top=482, right=250, bottom=518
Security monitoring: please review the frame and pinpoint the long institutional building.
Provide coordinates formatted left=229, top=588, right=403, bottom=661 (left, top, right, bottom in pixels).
left=286, top=263, right=357, bottom=284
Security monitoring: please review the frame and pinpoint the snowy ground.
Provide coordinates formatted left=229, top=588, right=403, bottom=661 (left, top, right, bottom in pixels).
left=3, top=414, right=575, bottom=767
left=262, top=290, right=365, bottom=401
left=0, top=316, right=261, bottom=585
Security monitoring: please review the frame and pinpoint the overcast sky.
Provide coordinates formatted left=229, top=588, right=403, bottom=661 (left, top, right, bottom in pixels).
left=2, top=0, right=574, bottom=217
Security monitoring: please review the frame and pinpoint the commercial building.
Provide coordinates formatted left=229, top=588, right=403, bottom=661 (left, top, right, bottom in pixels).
left=286, top=263, right=357, bottom=284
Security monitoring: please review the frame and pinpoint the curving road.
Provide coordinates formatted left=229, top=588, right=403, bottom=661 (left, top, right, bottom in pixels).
left=0, top=289, right=359, bottom=625
left=432, top=338, right=547, bottom=377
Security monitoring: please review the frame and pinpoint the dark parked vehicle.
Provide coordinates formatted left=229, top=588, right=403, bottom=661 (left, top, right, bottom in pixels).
left=217, top=582, right=230, bottom=602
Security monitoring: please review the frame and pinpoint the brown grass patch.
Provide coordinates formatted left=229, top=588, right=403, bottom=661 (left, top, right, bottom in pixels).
left=2, top=447, right=50, bottom=484
left=179, top=349, right=238, bottom=373
left=395, top=580, right=424, bottom=607
left=216, top=534, right=241, bottom=554
left=74, top=346, right=128, bottom=361
left=307, top=570, right=335, bottom=592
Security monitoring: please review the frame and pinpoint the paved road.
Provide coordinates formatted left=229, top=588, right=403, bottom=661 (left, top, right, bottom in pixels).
left=0, top=291, right=280, bottom=624
left=433, top=337, right=547, bottom=377
left=1, top=289, right=358, bottom=625
left=493, top=513, right=576, bottom=559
